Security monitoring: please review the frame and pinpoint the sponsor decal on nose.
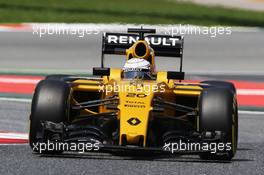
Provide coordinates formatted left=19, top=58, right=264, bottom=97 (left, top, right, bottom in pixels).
left=127, top=117, right=141, bottom=126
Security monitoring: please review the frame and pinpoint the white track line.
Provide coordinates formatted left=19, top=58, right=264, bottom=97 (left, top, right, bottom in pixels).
left=0, top=143, right=28, bottom=146
left=0, top=133, right=28, bottom=139
left=0, top=78, right=40, bottom=84
left=237, top=89, right=264, bottom=96
left=238, top=110, right=264, bottom=115
left=0, top=97, right=31, bottom=103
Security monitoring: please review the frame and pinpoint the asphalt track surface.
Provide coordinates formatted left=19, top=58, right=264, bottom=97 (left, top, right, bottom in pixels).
left=0, top=29, right=264, bottom=76
left=0, top=100, right=264, bottom=175
left=0, top=28, right=264, bottom=174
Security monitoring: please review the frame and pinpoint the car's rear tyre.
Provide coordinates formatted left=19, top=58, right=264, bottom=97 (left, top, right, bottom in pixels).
left=29, top=80, right=71, bottom=154
left=201, top=80, right=236, bottom=94
left=198, top=87, right=238, bottom=160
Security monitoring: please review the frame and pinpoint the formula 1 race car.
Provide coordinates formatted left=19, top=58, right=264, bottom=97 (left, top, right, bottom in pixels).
left=29, top=28, right=238, bottom=160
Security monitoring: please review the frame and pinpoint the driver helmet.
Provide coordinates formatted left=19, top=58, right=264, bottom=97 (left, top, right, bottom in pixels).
left=122, top=58, right=152, bottom=79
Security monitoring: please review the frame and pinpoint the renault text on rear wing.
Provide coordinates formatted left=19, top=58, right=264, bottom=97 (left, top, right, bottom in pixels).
left=102, top=33, right=184, bottom=57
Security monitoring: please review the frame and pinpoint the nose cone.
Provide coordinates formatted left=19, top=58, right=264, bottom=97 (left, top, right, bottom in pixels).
left=117, top=83, right=155, bottom=146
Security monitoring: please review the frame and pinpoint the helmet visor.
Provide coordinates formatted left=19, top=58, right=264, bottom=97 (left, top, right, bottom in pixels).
left=123, top=70, right=151, bottom=79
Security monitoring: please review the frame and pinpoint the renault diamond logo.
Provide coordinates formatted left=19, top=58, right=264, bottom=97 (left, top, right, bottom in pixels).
left=127, top=117, right=141, bottom=126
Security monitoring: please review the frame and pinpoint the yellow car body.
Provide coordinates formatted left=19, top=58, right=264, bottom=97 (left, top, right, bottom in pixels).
left=29, top=28, right=238, bottom=160
left=71, top=69, right=202, bottom=147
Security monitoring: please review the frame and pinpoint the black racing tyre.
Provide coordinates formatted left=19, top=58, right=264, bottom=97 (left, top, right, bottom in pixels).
left=29, top=79, right=71, bottom=154
left=45, top=74, right=71, bottom=81
left=201, top=80, right=236, bottom=94
left=198, top=87, right=238, bottom=160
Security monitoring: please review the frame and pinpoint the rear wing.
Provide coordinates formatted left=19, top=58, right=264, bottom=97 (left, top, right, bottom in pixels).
left=100, top=28, right=184, bottom=72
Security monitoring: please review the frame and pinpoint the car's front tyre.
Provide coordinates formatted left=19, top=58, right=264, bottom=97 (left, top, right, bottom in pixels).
left=29, top=80, right=71, bottom=154
left=198, top=87, right=238, bottom=160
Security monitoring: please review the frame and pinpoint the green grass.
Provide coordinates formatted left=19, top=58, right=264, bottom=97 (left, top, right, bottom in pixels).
left=0, top=0, right=264, bottom=26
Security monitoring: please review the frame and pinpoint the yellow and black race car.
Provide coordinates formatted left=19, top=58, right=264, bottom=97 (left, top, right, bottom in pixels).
left=29, top=28, right=238, bottom=160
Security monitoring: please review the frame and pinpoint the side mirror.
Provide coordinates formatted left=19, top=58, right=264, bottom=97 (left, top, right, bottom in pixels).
left=167, top=71, right=185, bottom=80
left=93, top=67, right=110, bottom=76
